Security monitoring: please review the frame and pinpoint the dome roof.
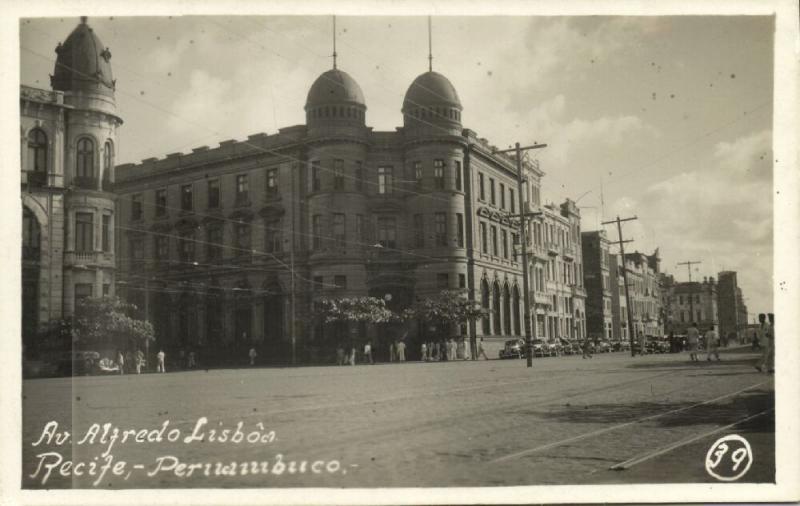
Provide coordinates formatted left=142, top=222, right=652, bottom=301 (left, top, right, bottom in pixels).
left=402, top=71, right=461, bottom=111
left=51, top=18, right=114, bottom=94
left=305, top=69, right=365, bottom=108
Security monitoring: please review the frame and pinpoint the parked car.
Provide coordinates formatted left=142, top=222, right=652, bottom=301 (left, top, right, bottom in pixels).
left=532, top=339, right=549, bottom=357
left=547, top=341, right=562, bottom=356
left=559, top=338, right=575, bottom=355
left=596, top=340, right=612, bottom=353
left=499, top=338, right=526, bottom=359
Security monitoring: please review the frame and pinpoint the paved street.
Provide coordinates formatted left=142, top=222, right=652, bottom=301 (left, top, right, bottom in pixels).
left=22, top=346, right=773, bottom=488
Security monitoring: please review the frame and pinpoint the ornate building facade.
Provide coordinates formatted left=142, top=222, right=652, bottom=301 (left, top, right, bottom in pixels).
left=21, top=18, right=121, bottom=353
left=114, top=59, right=565, bottom=363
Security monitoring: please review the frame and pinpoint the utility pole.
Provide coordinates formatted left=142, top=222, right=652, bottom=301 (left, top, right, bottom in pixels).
left=495, top=142, right=547, bottom=367
left=602, top=215, right=637, bottom=357
left=677, top=260, right=702, bottom=326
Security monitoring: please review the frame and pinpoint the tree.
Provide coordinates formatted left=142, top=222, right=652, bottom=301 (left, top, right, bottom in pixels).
left=404, top=289, right=486, bottom=337
left=73, top=296, right=154, bottom=350
left=315, top=296, right=399, bottom=325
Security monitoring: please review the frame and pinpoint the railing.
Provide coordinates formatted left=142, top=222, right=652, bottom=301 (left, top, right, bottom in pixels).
left=64, top=251, right=114, bottom=266
left=545, top=241, right=560, bottom=255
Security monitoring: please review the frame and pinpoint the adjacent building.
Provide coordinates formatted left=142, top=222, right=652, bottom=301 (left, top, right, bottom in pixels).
left=661, top=275, right=719, bottom=334
left=717, top=271, right=748, bottom=343
left=20, top=18, right=121, bottom=354
left=608, top=249, right=663, bottom=342
left=581, top=230, right=613, bottom=341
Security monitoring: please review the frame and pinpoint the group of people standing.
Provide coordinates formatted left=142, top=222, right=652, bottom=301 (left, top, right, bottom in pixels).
left=419, top=338, right=470, bottom=362
left=112, top=348, right=168, bottom=374
left=685, top=323, right=721, bottom=362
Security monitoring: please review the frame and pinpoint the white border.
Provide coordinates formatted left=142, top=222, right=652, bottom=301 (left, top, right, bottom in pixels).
left=1, top=0, right=798, bottom=504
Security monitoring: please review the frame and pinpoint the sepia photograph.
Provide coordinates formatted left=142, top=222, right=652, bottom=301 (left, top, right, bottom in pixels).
left=4, top=0, right=799, bottom=504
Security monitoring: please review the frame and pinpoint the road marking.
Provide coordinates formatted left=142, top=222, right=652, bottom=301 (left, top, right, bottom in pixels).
left=609, top=408, right=773, bottom=470
left=490, top=379, right=772, bottom=463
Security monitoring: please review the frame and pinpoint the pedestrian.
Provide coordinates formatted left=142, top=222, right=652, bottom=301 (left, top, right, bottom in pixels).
left=349, top=346, right=356, bottom=366
left=156, top=349, right=166, bottom=373
left=687, top=322, right=700, bottom=362
left=755, top=313, right=774, bottom=373
left=751, top=330, right=761, bottom=351
left=125, top=350, right=133, bottom=374
left=179, top=348, right=186, bottom=369
left=456, top=339, right=466, bottom=360
left=135, top=349, right=144, bottom=374
left=705, top=324, right=721, bottom=361
left=336, top=345, right=345, bottom=366
left=448, top=338, right=456, bottom=361
left=364, top=341, right=373, bottom=364
left=116, top=350, right=125, bottom=375
left=421, top=342, right=427, bottom=362
left=397, top=340, right=406, bottom=362
left=477, top=338, right=489, bottom=360
left=766, top=313, right=775, bottom=373
left=582, top=338, right=593, bottom=359
left=249, top=346, right=257, bottom=366
left=188, top=350, right=196, bottom=369
left=639, top=333, right=647, bottom=356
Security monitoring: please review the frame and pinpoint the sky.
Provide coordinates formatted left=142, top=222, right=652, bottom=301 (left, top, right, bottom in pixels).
left=19, top=14, right=775, bottom=315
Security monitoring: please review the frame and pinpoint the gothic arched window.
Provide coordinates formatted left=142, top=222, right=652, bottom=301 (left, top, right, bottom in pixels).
left=76, top=137, right=95, bottom=179
left=27, top=129, right=48, bottom=174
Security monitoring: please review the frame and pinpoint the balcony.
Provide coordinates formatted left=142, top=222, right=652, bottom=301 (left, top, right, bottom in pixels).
left=545, top=241, right=559, bottom=256
left=571, top=284, right=587, bottom=298
left=562, top=245, right=576, bottom=261
left=24, top=171, right=47, bottom=188
left=72, top=176, right=98, bottom=190
left=65, top=251, right=114, bottom=267
left=530, top=244, right=549, bottom=261
left=532, top=291, right=551, bottom=306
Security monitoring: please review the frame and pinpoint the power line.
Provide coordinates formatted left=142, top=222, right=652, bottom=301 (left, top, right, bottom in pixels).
left=602, top=215, right=637, bottom=357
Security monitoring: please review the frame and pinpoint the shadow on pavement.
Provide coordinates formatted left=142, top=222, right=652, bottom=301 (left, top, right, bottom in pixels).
left=531, top=390, right=774, bottom=430
left=624, top=358, right=757, bottom=370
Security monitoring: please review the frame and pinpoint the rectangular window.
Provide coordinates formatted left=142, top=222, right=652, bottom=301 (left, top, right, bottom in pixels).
left=456, top=213, right=464, bottom=248
left=234, top=222, right=251, bottom=252
left=435, top=212, right=447, bottom=246
left=266, top=168, right=278, bottom=195
left=501, top=229, right=508, bottom=259
left=490, top=225, right=498, bottom=256
left=311, top=161, right=321, bottom=192
left=510, top=188, right=515, bottom=213
left=312, top=215, right=322, bottom=250
left=155, top=236, right=169, bottom=263
left=334, top=275, right=347, bottom=289
left=378, top=166, right=394, bottom=195
left=433, top=159, right=445, bottom=189
left=75, top=212, right=93, bottom=252
left=355, top=161, right=364, bottom=191
left=155, top=189, right=167, bottom=216
left=480, top=222, right=488, bottom=254
left=265, top=219, right=282, bottom=253
left=101, top=215, right=110, bottom=252
left=131, top=194, right=143, bottom=221
left=74, top=283, right=93, bottom=301
left=455, top=161, right=462, bottom=191
left=356, top=214, right=364, bottom=242
left=377, top=216, right=397, bottom=248
left=333, top=159, right=345, bottom=190
left=490, top=178, right=496, bottom=205
left=500, top=183, right=505, bottom=209
left=332, top=213, right=346, bottom=249
left=479, top=173, right=485, bottom=200
left=414, top=161, right=423, bottom=190
left=413, top=214, right=424, bottom=248
left=207, top=224, right=222, bottom=262
left=458, top=273, right=466, bottom=289
left=235, top=174, right=249, bottom=203
left=207, top=180, right=220, bottom=209
left=437, top=273, right=449, bottom=289
left=181, top=184, right=193, bottom=211
left=178, top=231, right=196, bottom=263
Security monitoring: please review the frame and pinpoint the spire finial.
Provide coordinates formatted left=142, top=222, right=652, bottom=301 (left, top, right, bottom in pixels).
left=332, top=15, right=338, bottom=69
left=80, top=16, right=88, bottom=24
left=428, top=16, right=433, bottom=72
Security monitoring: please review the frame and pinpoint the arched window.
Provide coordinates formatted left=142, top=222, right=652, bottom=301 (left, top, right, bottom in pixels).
left=76, top=137, right=95, bottom=179
left=27, top=129, right=48, bottom=174
left=103, top=140, right=113, bottom=189
left=481, top=279, right=490, bottom=335
left=22, top=207, right=41, bottom=261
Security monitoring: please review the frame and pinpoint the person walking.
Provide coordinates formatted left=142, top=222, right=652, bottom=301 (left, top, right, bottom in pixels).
left=396, top=340, right=406, bottom=362
left=389, top=341, right=396, bottom=363
left=364, top=341, right=373, bottom=364
left=336, top=345, right=345, bottom=366
left=187, top=350, right=197, bottom=369
left=582, top=337, right=593, bottom=359
left=156, top=349, right=166, bottom=373
left=116, top=350, right=125, bottom=375
left=420, top=342, right=427, bottom=362
left=135, top=349, right=144, bottom=374
left=477, top=338, right=489, bottom=360
left=687, top=323, right=700, bottom=362
left=755, top=313, right=774, bottom=373
left=349, top=346, right=356, bottom=366
left=705, top=324, right=721, bottom=361
left=249, top=347, right=257, bottom=366
left=447, top=338, right=456, bottom=361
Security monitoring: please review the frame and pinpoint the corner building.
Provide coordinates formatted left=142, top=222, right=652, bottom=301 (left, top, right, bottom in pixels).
left=116, top=64, right=544, bottom=363
left=20, top=18, right=121, bottom=352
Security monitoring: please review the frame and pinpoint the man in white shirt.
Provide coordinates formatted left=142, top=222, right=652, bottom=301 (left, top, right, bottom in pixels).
left=705, top=324, right=720, bottom=361
left=364, top=342, right=373, bottom=364
left=687, top=323, right=700, bottom=362
left=156, top=349, right=166, bottom=373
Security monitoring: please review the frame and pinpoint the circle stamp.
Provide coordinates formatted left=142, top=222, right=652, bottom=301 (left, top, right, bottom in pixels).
left=705, top=434, right=753, bottom=482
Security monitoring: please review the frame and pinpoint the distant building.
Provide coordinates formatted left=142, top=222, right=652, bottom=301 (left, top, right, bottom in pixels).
left=581, top=230, right=613, bottom=341
left=609, top=254, right=629, bottom=343
left=20, top=18, right=121, bottom=353
left=662, top=276, right=719, bottom=334
left=609, top=250, right=663, bottom=342
left=717, top=271, right=748, bottom=343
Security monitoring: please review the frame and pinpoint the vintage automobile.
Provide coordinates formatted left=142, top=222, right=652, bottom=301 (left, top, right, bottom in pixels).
left=547, top=340, right=562, bottom=356
left=559, top=338, right=575, bottom=355
left=499, top=338, right=526, bottom=359
left=596, top=340, right=612, bottom=353
left=532, top=339, right=549, bottom=357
